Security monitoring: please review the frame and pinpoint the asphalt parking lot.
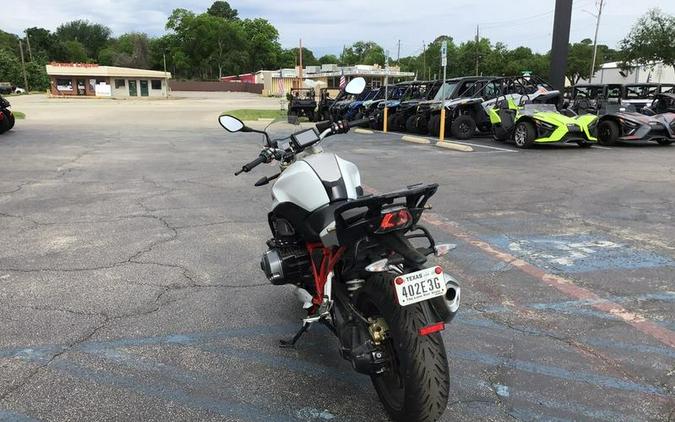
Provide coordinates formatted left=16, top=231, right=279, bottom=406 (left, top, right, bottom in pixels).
left=1, top=93, right=674, bottom=421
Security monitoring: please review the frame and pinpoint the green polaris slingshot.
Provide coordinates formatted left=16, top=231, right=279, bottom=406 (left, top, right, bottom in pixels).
left=488, top=96, right=598, bottom=148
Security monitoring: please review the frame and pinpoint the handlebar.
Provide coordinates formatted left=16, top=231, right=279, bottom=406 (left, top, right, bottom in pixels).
left=235, top=153, right=268, bottom=175
left=236, top=116, right=374, bottom=177
left=349, top=118, right=371, bottom=128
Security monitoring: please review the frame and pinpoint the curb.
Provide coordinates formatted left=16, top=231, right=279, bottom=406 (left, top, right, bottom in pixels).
left=401, top=135, right=431, bottom=145
left=354, top=128, right=374, bottom=135
left=436, top=141, right=474, bottom=152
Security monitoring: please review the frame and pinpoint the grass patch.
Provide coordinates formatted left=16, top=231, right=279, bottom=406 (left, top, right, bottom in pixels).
left=223, top=109, right=285, bottom=121
left=13, top=111, right=25, bottom=119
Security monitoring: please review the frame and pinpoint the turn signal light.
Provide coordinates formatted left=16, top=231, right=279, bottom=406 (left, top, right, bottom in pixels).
left=377, top=209, right=412, bottom=232
left=419, top=322, right=445, bottom=336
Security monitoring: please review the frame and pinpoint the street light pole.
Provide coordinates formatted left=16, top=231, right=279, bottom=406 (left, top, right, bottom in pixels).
left=589, top=0, right=605, bottom=83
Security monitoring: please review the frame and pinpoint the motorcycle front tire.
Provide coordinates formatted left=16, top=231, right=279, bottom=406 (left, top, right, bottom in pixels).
left=359, top=273, right=450, bottom=422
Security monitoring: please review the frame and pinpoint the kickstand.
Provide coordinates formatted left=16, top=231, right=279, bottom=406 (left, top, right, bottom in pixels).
left=279, top=322, right=311, bottom=348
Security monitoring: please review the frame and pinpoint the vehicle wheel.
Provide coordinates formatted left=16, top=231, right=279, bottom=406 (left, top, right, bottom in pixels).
left=492, top=125, right=506, bottom=142
left=450, top=115, right=476, bottom=140
left=597, top=120, right=618, bottom=146
left=427, top=115, right=440, bottom=137
left=359, top=273, right=449, bottom=422
left=513, top=121, right=536, bottom=148
left=577, top=141, right=593, bottom=148
left=416, top=117, right=428, bottom=134
left=387, top=114, right=398, bottom=131
left=405, top=115, right=418, bottom=133
left=0, top=116, right=8, bottom=134
left=657, top=139, right=672, bottom=145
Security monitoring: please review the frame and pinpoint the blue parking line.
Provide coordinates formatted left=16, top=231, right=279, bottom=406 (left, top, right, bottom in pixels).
left=49, top=359, right=299, bottom=422
left=482, top=233, right=675, bottom=273
left=449, top=350, right=668, bottom=396
left=456, top=314, right=675, bottom=360
left=0, top=410, right=40, bottom=422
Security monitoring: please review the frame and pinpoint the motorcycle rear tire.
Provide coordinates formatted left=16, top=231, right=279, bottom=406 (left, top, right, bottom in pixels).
left=359, top=273, right=449, bottom=422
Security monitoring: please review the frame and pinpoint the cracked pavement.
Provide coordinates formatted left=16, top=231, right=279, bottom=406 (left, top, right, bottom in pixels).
left=0, top=93, right=674, bottom=421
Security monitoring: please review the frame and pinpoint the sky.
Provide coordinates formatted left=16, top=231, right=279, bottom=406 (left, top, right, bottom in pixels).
left=2, top=0, right=674, bottom=58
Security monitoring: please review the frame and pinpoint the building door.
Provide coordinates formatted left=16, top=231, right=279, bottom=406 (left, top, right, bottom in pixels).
left=76, top=79, right=86, bottom=95
left=129, top=80, right=138, bottom=96
left=140, top=80, right=149, bottom=96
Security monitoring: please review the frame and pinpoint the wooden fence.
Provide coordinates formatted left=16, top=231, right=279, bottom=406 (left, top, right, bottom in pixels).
left=169, top=80, right=263, bottom=94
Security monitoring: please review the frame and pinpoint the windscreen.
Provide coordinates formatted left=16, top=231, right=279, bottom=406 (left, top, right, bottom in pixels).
left=433, top=82, right=458, bottom=100
left=574, top=86, right=603, bottom=99
left=624, top=85, right=658, bottom=99
left=522, top=103, right=558, bottom=114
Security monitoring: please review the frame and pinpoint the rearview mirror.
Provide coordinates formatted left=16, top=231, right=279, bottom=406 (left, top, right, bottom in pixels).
left=218, top=115, right=244, bottom=132
left=345, top=77, right=366, bottom=95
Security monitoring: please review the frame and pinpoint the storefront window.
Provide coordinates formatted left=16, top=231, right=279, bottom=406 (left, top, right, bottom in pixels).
left=151, top=80, right=162, bottom=90
left=115, top=79, right=126, bottom=89
left=56, top=79, right=73, bottom=91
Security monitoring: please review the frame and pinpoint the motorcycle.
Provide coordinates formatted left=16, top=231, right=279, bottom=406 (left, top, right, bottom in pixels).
left=0, top=94, right=15, bottom=134
left=218, top=77, right=461, bottom=422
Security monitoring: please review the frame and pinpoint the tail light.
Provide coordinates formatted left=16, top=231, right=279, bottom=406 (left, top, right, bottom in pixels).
left=376, top=208, right=412, bottom=233
left=419, top=322, right=445, bottom=336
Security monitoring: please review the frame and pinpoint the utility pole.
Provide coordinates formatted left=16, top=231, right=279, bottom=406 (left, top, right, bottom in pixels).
left=475, top=25, right=480, bottom=76
left=341, top=44, right=345, bottom=65
left=422, top=41, right=426, bottom=81
left=298, top=38, right=304, bottom=89
left=18, top=40, right=29, bottom=91
left=397, top=39, right=401, bottom=65
left=589, top=0, right=605, bottom=83
left=163, top=50, right=169, bottom=98
left=25, top=35, right=33, bottom=61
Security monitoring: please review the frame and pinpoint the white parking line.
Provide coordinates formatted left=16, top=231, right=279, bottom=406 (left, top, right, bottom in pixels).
left=444, top=140, right=518, bottom=152
left=593, top=145, right=612, bottom=150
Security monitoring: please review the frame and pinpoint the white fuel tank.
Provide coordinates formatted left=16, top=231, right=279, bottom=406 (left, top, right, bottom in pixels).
left=272, top=153, right=361, bottom=212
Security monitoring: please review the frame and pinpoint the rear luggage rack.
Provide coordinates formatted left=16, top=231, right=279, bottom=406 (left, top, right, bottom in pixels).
left=334, top=183, right=438, bottom=245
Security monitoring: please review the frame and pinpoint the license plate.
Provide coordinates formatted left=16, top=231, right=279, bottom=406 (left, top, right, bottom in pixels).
left=394, top=267, right=446, bottom=306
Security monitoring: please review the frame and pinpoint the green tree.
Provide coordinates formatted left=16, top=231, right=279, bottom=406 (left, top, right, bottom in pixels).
left=620, top=8, right=675, bottom=67
left=566, top=39, right=594, bottom=84
left=318, top=54, right=338, bottom=65
left=62, top=40, right=88, bottom=62
left=0, top=29, right=19, bottom=55
left=56, top=20, right=111, bottom=59
left=342, top=41, right=385, bottom=66
left=105, top=33, right=152, bottom=68
left=0, top=50, right=22, bottom=85
left=207, top=1, right=239, bottom=20
left=240, top=18, right=282, bottom=71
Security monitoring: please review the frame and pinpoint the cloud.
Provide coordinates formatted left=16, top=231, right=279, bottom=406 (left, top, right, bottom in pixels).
left=1, top=0, right=673, bottom=57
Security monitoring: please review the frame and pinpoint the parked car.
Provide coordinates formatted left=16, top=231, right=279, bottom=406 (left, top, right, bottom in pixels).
left=0, top=94, right=16, bottom=134
left=621, top=83, right=675, bottom=112
left=489, top=95, right=597, bottom=148
left=596, top=94, right=675, bottom=146
left=569, top=83, right=623, bottom=115
left=369, top=84, right=409, bottom=129
left=388, top=80, right=442, bottom=132
left=343, top=87, right=381, bottom=121
left=316, top=88, right=336, bottom=121
left=0, top=82, right=13, bottom=95
left=288, top=88, right=317, bottom=121
left=428, top=75, right=561, bottom=139
left=13, top=87, right=26, bottom=94
left=407, top=76, right=487, bottom=135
